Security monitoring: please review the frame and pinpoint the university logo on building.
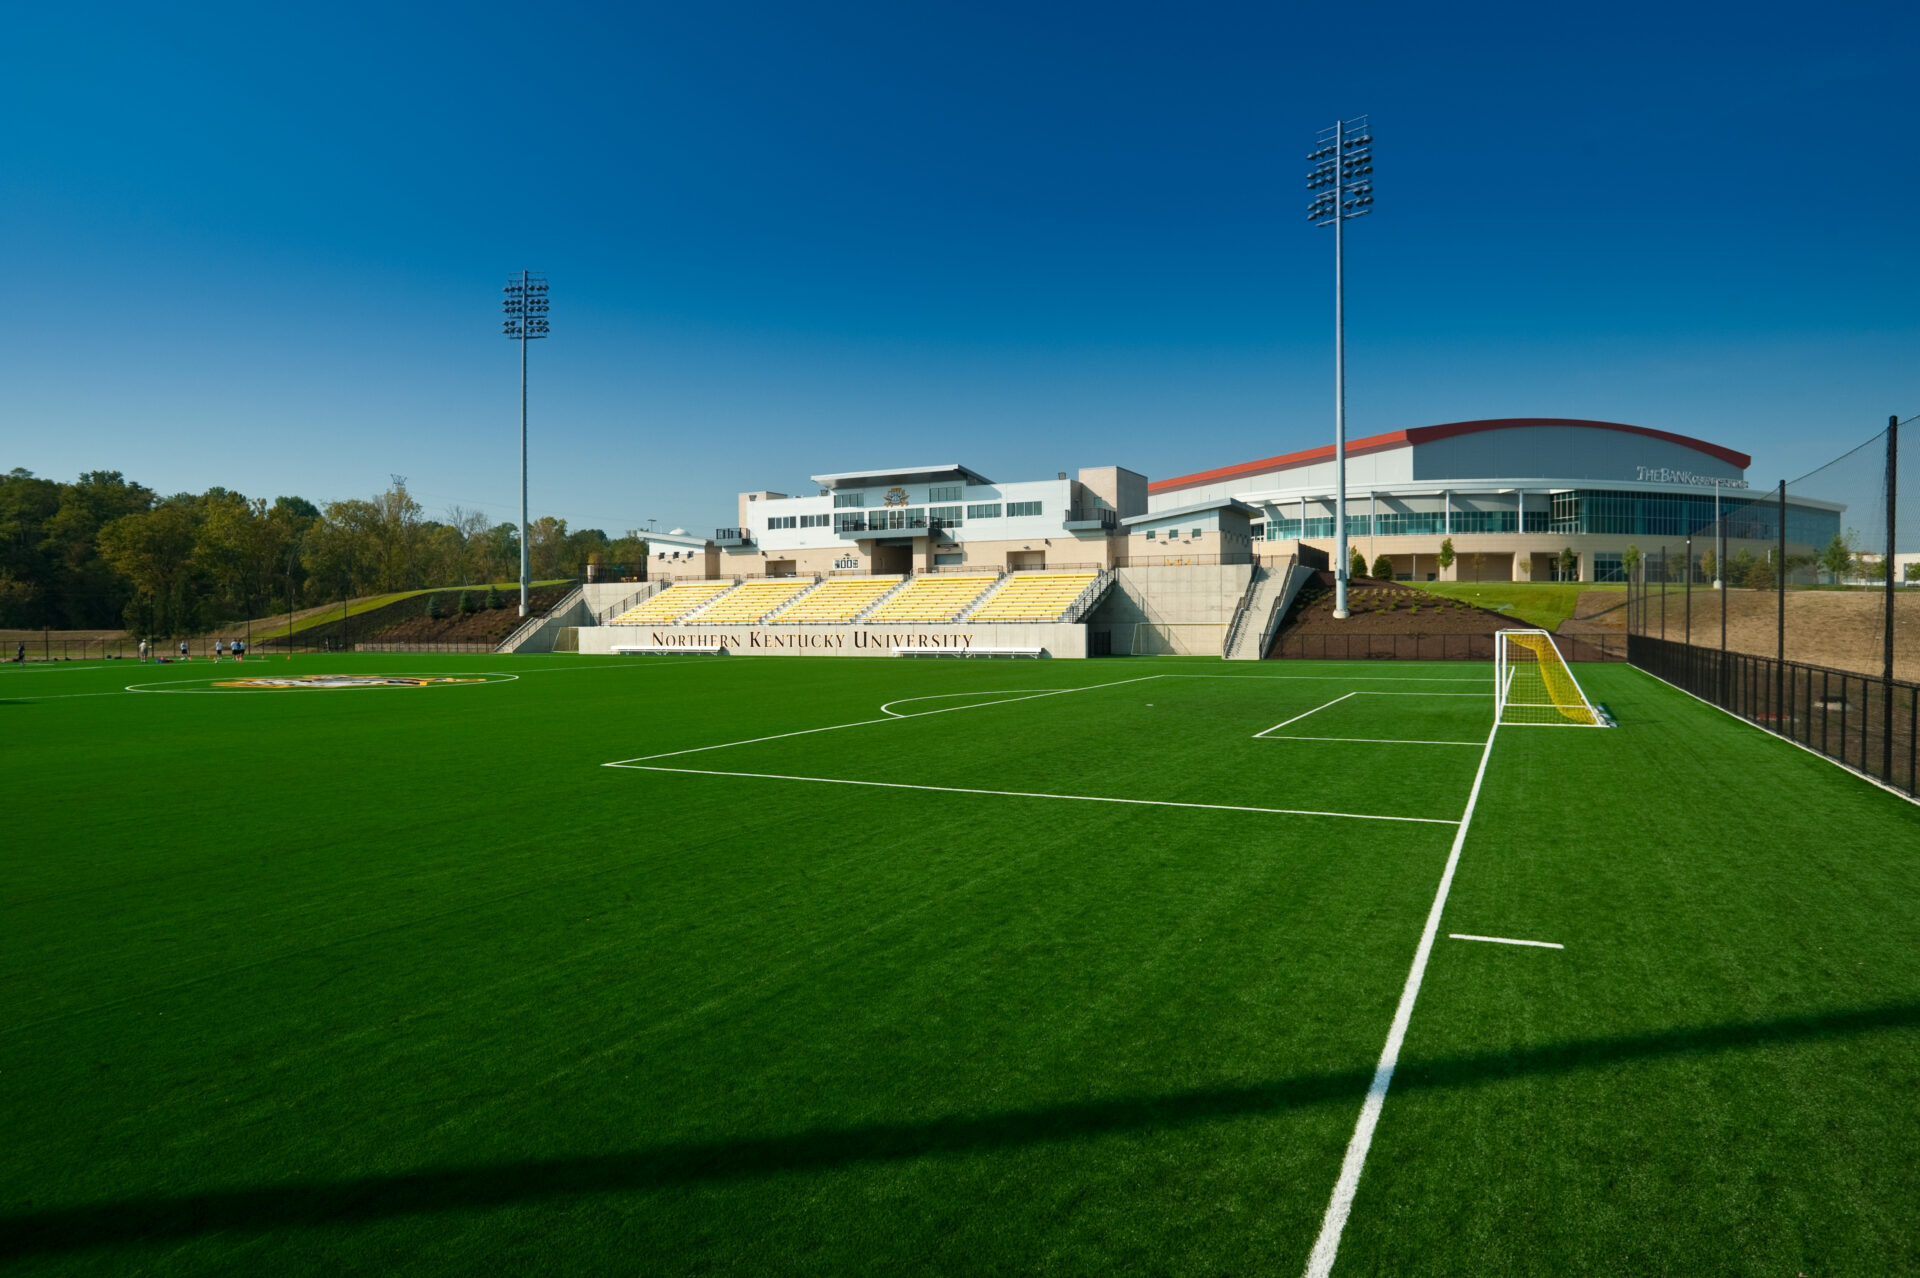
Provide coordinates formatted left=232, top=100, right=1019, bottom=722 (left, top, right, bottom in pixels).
left=883, top=487, right=910, bottom=507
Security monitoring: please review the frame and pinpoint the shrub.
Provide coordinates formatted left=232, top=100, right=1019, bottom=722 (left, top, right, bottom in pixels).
left=1371, top=554, right=1394, bottom=579
left=1438, top=537, right=1455, bottom=571
left=1349, top=547, right=1367, bottom=581
left=458, top=590, right=476, bottom=615
left=425, top=593, right=445, bottom=620
left=485, top=585, right=505, bottom=610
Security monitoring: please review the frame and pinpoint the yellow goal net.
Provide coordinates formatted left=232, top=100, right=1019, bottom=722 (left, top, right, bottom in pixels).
left=1495, top=629, right=1606, bottom=726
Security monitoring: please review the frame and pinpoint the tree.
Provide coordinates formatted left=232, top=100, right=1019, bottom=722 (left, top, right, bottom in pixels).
left=1348, top=547, right=1366, bottom=581
left=1696, top=546, right=1714, bottom=583
left=1470, top=552, right=1483, bottom=582
left=1905, top=562, right=1920, bottom=583
left=1861, top=557, right=1888, bottom=582
left=458, top=589, right=476, bottom=615
left=485, top=583, right=506, bottom=610
left=1371, top=553, right=1394, bottom=579
left=1557, top=546, right=1578, bottom=581
left=1515, top=555, right=1531, bottom=581
left=1744, top=552, right=1777, bottom=591
left=1437, top=537, right=1455, bottom=572
left=97, top=501, right=201, bottom=635
left=425, top=591, right=445, bottom=620
left=1820, top=531, right=1857, bottom=584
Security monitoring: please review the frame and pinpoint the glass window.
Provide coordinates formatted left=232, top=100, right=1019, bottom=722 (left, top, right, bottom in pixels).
left=1006, top=501, right=1042, bottom=518
left=928, top=505, right=962, bottom=525
left=835, top=513, right=864, bottom=532
left=833, top=493, right=864, bottom=508
left=966, top=503, right=1001, bottom=519
left=799, top=513, right=829, bottom=528
left=1191, top=529, right=1204, bottom=540
left=928, top=485, right=962, bottom=502
left=766, top=516, right=796, bottom=530
left=1593, top=552, right=1626, bottom=583
left=1144, top=529, right=1156, bottom=540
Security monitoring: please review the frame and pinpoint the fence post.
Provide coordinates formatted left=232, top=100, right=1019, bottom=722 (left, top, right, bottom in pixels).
left=1885, top=414, right=1899, bottom=780
left=1776, top=479, right=1787, bottom=734
left=1684, top=534, right=1692, bottom=644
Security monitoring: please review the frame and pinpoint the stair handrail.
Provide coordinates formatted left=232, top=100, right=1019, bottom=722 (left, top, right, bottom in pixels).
left=493, top=584, right=585, bottom=652
left=1251, top=556, right=1301, bottom=660
left=1221, top=564, right=1265, bottom=658
left=1061, top=567, right=1116, bottom=625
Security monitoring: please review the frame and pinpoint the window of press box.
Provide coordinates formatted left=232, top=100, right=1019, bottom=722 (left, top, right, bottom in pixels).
left=928, top=505, right=962, bottom=524
left=966, top=503, right=1001, bottom=519
left=1006, top=501, right=1042, bottom=518
left=833, top=493, right=864, bottom=508
left=766, top=516, right=796, bottom=530
left=928, top=485, right=963, bottom=503
left=800, top=514, right=829, bottom=528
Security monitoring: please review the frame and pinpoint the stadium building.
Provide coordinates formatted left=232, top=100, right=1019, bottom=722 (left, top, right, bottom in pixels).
left=554, top=418, right=1841, bottom=659
left=1150, top=417, right=1841, bottom=583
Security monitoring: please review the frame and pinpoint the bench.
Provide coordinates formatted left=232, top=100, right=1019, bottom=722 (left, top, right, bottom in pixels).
left=611, top=644, right=730, bottom=656
left=892, top=645, right=1043, bottom=659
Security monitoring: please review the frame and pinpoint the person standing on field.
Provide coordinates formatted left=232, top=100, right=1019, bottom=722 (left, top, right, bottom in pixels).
left=179, top=640, right=188, bottom=661
left=138, top=639, right=148, bottom=662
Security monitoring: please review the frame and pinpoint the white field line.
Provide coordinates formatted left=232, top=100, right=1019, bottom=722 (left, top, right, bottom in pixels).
left=1253, top=691, right=1359, bottom=738
left=878, top=689, right=1062, bottom=718
left=607, top=764, right=1461, bottom=825
left=2, top=690, right=138, bottom=700
left=605, top=674, right=1164, bottom=765
left=1449, top=933, right=1563, bottom=949
left=1302, top=720, right=1500, bottom=1278
left=1630, top=664, right=1920, bottom=808
left=1258, top=735, right=1485, bottom=747
left=1164, top=674, right=1484, bottom=682
left=1351, top=691, right=1489, bottom=697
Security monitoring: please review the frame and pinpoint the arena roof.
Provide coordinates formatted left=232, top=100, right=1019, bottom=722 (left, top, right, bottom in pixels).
left=1148, top=418, right=1753, bottom=495
left=811, top=463, right=995, bottom=491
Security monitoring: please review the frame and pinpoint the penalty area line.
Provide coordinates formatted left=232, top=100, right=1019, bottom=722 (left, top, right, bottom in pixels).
left=604, top=763, right=1460, bottom=825
left=1449, top=933, right=1564, bottom=949
left=1253, top=691, right=1359, bottom=738
left=1302, top=719, right=1500, bottom=1278
left=606, top=674, right=1164, bottom=764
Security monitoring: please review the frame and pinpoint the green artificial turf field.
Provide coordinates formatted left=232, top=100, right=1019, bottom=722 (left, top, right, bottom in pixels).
left=3, top=652, right=1918, bottom=1275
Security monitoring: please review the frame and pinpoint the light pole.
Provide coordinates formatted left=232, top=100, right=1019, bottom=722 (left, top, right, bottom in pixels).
left=1308, top=117, right=1373, bottom=619
left=502, top=272, right=550, bottom=617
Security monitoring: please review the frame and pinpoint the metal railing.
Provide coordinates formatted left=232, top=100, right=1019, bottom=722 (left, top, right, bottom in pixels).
left=1221, top=566, right=1265, bottom=657
left=1273, top=631, right=1628, bottom=662
left=494, top=585, right=584, bottom=653
left=1630, top=633, right=1917, bottom=798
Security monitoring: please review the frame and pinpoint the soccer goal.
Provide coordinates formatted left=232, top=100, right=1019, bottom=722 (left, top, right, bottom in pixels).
left=1495, top=629, right=1608, bottom=726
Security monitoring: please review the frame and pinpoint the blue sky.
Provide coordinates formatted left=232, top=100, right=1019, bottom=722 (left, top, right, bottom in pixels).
left=5, top=1, right=1915, bottom=535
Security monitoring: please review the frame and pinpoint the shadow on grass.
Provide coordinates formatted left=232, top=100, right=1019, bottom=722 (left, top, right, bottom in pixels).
left=5, top=1000, right=1918, bottom=1257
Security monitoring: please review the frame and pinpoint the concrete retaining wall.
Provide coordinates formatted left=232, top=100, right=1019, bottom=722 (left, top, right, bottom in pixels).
left=1085, top=564, right=1251, bottom=656
left=580, top=622, right=1086, bottom=658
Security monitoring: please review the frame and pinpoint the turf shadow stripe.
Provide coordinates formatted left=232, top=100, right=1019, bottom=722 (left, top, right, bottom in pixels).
left=4, top=1000, right=1917, bottom=1258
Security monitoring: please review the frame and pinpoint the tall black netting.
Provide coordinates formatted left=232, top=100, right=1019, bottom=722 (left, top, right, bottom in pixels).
left=1627, top=417, right=1917, bottom=797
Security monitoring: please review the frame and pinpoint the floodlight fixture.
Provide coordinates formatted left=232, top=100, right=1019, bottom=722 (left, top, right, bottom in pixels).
left=1306, top=115, right=1374, bottom=620
left=502, top=270, right=550, bottom=617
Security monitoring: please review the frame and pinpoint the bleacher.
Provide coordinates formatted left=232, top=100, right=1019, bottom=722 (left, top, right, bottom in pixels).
left=609, top=581, right=735, bottom=624
left=970, top=571, right=1100, bottom=622
left=862, top=574, right=1000, bottom=624
left=768, top=576, right=901, bottom=624
left=685, top=578, right=815, bottom=624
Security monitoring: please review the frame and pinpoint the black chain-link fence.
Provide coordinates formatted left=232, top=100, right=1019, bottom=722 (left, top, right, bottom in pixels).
left=1628, top=414, right=1917, bottom=796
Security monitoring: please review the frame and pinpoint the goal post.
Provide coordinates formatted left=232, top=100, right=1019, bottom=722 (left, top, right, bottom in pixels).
left=1495, top=628, right=1607, bottom=726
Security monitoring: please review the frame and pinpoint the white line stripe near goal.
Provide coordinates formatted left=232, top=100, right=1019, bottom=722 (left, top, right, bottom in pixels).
left=605, top=763, right=1462, bottom=825
left=1253, top=691, right=1358, bottom=738
left=1448, top=933, right=1564, bottom=949
left=1258, top=735, right=1486, bottom=746
left=1301, top=720, right=1500, bottom=1278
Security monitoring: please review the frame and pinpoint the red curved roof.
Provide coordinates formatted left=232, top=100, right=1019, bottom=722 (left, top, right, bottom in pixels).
left=1148, top=418, right=1752, bottom=494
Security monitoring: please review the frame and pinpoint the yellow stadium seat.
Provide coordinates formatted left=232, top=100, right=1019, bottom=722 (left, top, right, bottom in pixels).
left=970, top=572, right=1098, bottom=622
left=610, top=582, right=737, bottom=624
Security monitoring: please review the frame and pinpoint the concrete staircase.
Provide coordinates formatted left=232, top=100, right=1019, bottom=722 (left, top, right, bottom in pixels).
left=1223, top=559, right=1313, bottom=660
